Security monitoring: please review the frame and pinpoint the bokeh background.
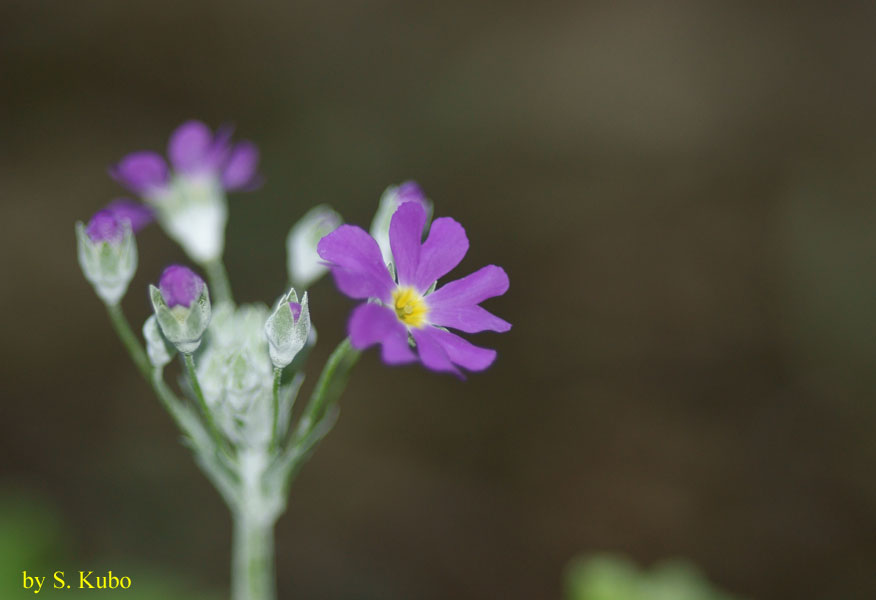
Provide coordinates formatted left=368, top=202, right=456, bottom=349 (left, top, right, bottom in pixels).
left=2, top=1, right=876, bottom=598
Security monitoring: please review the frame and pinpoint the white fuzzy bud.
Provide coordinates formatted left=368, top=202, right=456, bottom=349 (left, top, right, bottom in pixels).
left=142, top=315, right=175, bottom=368
left=264, top=288, right=311, bottom=369
left=286, top=205, right=342, bottom=290
left=75, top=221, right=137, bottom=305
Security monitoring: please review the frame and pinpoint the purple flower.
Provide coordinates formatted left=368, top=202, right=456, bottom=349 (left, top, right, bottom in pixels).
left=105, top=198, right=154, bottom=232
left=110, top=120, right=261, bottom=196
left=159, top=265, right=205, bottom=308
left=318, top=201, right=510, bottom=376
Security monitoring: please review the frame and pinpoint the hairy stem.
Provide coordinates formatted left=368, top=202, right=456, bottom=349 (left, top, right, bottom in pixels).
left=270, top=367, right=282, bottom=451
left=231, top=511, right=275, bottom=600
left=294, top=337, right=360, bottom=443
left=205, top=258, right=234, bottom=305
left=106, top=303, right=151, bottom=379
left=184, top=352, right=225, bottom=453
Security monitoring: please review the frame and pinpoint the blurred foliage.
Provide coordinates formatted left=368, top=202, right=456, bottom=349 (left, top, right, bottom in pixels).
left=566, top=554, right=742, bottom=600
left=0, top=489, right=221, bottom=598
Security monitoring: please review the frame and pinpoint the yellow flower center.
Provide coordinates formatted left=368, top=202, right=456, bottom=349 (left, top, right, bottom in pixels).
left=392, top=286, right=428, bottom=328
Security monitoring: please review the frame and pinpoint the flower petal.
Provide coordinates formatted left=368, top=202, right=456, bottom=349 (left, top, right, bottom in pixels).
left=106, top=198, right=154, bottom=232
left=318, top=225, right=395, bottom=303
left=396, top=181, right=427, bottom=205
left=413, top=216, right=468, bottom=292
left=389, top=200, right=426, bottom=286
left=425, top=327, right=497, bottom=371
left=109, top=151, right=169, bottom=195
left=411, top=327, right=460, bottom=376
left=426, top=264, right=509, bottom=308
left=427, top=304, right=511, bottom=333
left=205, top=123, right=234, bottom=170
left=168, top=120, right=213, bottom=173
left=349, top=303, right=416, bottom=364
left=221, top=141, right=261, bottom=190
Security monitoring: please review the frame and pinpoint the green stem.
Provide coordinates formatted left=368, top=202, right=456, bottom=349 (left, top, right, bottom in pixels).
left=231, top=511, right=276, bottom=600
left=270, top=367, right=282, bottom=451
left=205, top=258, right=234, bottom=305
left=292, top=338, right=359, bottom=445
left=106, top=303, right=150, bottom=379
left=184, top=353, right=225, bottom=453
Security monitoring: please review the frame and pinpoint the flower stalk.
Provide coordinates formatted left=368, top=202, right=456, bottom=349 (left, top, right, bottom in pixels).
left=205, top=257, right=234, bottom=305
left=232, top=511, right=275, bottom=600
left=106, top=303, right=151, bottom=380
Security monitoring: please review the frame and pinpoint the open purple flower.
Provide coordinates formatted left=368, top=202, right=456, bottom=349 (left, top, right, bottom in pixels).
left=110, top=120, right=261, bottom=197
left=159, top=264, right=205, bottom=308
left=318, top=201, right=510, bottom=376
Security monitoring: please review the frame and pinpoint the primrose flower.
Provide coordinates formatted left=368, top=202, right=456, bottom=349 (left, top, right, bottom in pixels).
left=318, top=200, right=510, bottom=376
left=370, top=181, right=431, bottom=266
left=149, top=265, right=212, bottom=354
left=110, top=120, right=261, bottom=264
left=75, top=205, right=141, bottom=305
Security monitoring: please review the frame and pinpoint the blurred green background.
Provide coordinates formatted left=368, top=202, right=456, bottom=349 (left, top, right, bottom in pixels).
left=2, top=1, right=876, bottom=598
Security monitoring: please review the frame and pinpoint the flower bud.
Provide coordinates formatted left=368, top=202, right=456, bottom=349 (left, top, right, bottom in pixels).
left=75, top=210, right=138, bottom=305
left=224, top=350, right=265, bottom=411
left=149, top=265, right=212, bottom=354
left=142, top=314, right=175, bottom=368
left=264, top=288, right=311, bottom=368
left=286, top=205, right=342, bottom=290
left=369, top=181, right=432, bottom=266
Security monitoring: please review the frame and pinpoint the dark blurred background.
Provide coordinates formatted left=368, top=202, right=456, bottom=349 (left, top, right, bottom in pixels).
left=2, top=1, right=876, bottom=598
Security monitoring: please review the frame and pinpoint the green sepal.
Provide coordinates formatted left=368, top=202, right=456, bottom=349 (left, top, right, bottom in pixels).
left=149, top=283, right=212, bottom=354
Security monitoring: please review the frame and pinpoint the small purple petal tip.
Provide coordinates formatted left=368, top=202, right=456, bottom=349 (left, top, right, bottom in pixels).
left=396, top=181, right=426, bottom=205
left=86, top=210, right=124, bottom=244
left=289, top=301, right=302, bottom=322
left=159, top=265, right=205, bottom=308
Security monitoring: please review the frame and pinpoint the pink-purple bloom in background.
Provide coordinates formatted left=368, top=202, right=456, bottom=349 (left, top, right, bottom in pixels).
left=318, top=200, right=510, bottom=376
left=110, top=120, right=261, bottom=197
left=106, top=198, right=154, bottom=231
